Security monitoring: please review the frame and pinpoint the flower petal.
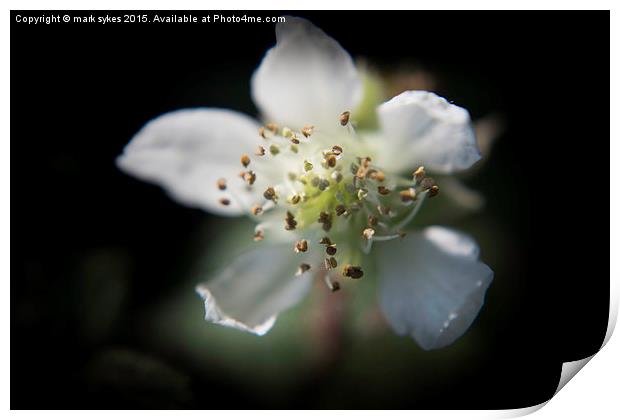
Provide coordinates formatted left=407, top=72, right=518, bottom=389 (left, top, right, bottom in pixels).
left=195, top=242, right=314, bottom=335
left=377, top=91, right=481, bottom=174
left=251, top=16, right=362, bottom=130
left=117, top=109, right=268, bottom=216
left=377, top=226, right=493, bottom=350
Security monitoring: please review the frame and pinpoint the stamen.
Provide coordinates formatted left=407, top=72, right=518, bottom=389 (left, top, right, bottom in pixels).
left=290, top=145, right=299, bottom=153
left=332, top=145, right=343, bottom=155
left=289, top=194, right=301, bottom=205
left=295, top=239, right=309, bottom=253
left=335, top=204, right=346, bottom=216
left=343, top=264, right=364, bottom=279
left=324, top=274, right=341, bottom=292
left=241, top=154, right=251, bottom=167
left=331, top=171, right=343, bottom=183
left=419, top=177, right=435, bottom=191
left=319, top=237, right=332, bottom=245
left=368, top=170, right=385, bottom=182
left=216, top=178, right=227, bottom=191
left=255, top=146, right=266, bottom=156
left=429, top=185, right=440, bottom=197
left=368, top=215, right=378, bottom=226
left=318, top=179, right=330, bottom=191
left=413, top=166, right=425, bottom=182
left=296, top=263, right=311, bottom=276
left=362, top=228, right=375, bottom=240
left=263, top=187, right=278, bottom=202
left=304, top=160, right=314, bottom=172
left=253, top=230, right=264, bottom=241
left=285, top=211, right=298, bottom=230
left=326, top=154, right=337, bottom=168
left=259, top=127, right=266, bottom=139
left=219, top=198, right=231, bottom=206
left=399, top=188, right=417, bottom=202
left=377, top=186, right=391, bottom=195
left=339, top=111, right=351, bottom=126
left=266, top=123, right=278, bottom=133
left=282, top=127, right=292, bottom=138
left=326, top=245, right=337, bottom=256
left=318, top=212, right=333, bottom=231
left=324, top=257, right=338, bottom=269
left=301, top=125, right=314, bottom=138
left=290, top=136, right=300, bottom=145
left=269, top=145, right=280, bottom=156
left=251, top=204, right=263, bottom=216
left=243, top=171, right=256, bottom=186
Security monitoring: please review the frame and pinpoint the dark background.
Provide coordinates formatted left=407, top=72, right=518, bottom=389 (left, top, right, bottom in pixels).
left=11, top=10, right=610, bottom=409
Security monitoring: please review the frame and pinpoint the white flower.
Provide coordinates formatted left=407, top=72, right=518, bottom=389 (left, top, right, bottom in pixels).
left=116, top=17, right=493, bottom=350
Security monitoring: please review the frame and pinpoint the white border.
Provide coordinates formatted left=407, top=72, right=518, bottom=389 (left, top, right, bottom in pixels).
left=4, top=1, right=617, bottom=418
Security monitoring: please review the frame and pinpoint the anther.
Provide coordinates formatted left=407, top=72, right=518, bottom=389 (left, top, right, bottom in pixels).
left=290, top=136, right=300, bottom=145
left=255, top=146, right=265, bottom=156
left=324, top=274, right=340, bottom=292
left=377, top=186, right=391, bottom=195
left=363, top=228, right=375, bottom=240
left=413, top=166, right=426, bottom=181
left=296, top=263, right=311, bottom=276
left=219, top=198, right=231, bottom=206
left=357, top=188, right=368, bottom=200
left=324, top=257, right=338, bottom=269
left=343, top=264, right=364, bottom=279
left=419, top=177, right=435, bottom=191
left=216, top=178, right=227, bottom=191
left=377, top=205, right=390, bottom=216
left=285, top=211, right=298, bottom=230
left=326, top=245, right=337, bottom=256
left=311, top=177, right=320, bottom=187
left=254, top=230, right=264, bottom=241
left=339, top=111, right=351, bottom=126
left=251, top=204, right=263, bottom=215
left=319, top=237, right=332, bottom=245
left=295, top=239, right=308, bottom=253
left=282, top=127, right=292, bottom=138
left=429, top=185, right=440, bottom=197
left=263, top=187, right=277, bottom=202
left=269, top=145, right=280, bottom=155
left=335, top=204, right=346, bottom=216
left=368, top=170, right=385, bottom=182
left=304, top=160, right=314, bottom=172
left=332, top=145, right=343, bottom=155
left=331, top=171, right=343, bottom=183
left=318, top=179, right=330, bottom=191
left=350, top=163, right=359, bottom=175
left=301, top=125, right=314, bottom=138
left=326, top=154, right=337, bottom=168
left=368, top=215, right=378, bottom=226
left=243, top=171, right=256, bottom=186
left=318, top=211, right=333, bottom=232
left=399, top=188, right=417, bottom=202
left=265, top=123, right=278, bottom=133
left=289, top=194, right=301, bottom=205
left=259, top=127, right=266, bottom=139
left=241, top=154, right=251, bottom=167
left=290, top=145, right=299, bottom=153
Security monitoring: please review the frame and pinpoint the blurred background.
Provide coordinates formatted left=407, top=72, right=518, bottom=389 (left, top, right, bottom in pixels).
left=11, top=11, right=609, bottom=409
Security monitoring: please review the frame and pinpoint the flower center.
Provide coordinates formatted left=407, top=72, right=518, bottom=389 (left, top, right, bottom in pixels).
left=217, top=112, right=439, bottom=291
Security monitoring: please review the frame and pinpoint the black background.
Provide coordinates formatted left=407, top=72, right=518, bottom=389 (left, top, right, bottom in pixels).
left=11, top=10, right=610, bottom=409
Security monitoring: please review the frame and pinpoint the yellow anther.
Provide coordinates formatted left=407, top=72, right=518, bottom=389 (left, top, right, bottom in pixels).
left=363, top=228, right=375, bottom=240
left=216, top=178, right=227, bottom=191
left=399, top=188, right=417, bottom=202
left=241, top=154, right=251, bottom=167
left=251, top=204, right=263, bottom=216
left=301, top=125, right=314, bottom=138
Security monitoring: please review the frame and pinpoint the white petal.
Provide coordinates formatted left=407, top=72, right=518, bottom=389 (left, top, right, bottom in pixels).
left=195, top=242, right=314, bottom=335
left=377, top=226, right=493, bottom=350
left=251, top=17, right=362, bottom=130
left=117, top=109, right=269, bottom=216
left=377, top=91, right=481, bottom=174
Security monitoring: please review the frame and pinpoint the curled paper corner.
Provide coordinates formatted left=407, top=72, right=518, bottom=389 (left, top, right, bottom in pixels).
left=493, top=290, right=618, bottom=419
